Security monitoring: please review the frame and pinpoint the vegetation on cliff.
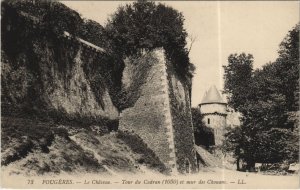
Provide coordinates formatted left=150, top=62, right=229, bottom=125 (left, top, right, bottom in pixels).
left=222, top=24, right=299, bottom=170
left=106, top=0, right=195, bottom=84
left=2, top=0, right=195, bottom=112
left=1, top=0, right=121, bottom=116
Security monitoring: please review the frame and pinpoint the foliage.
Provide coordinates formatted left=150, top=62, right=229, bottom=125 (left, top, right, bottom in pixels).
left=1, top=58, right=33, bottom=104
left=2, top=116, right=169, bottom=175
left=223, top=53, right=254, bottom=113
left=2, top=0, right=194, bottom=112
left=1, top=0, right=84, bottom=36
left=191, top=108, right=214, bottom=148
left=1, top=117, right=109, bottom=174
left=1, top=117, right=57, bottom=166
left=169, top=93, right=196, bottom=172
left=42, top=1, right=83, bottom=36
left=223, top=24, right=299, bottom=169
left=1, top=0, right=123, bottom=114
left=277, top=23, right=299, bottom=111
left=106, top=0, right=194, bottom=82
left=79, top=19, right=107, bottom=48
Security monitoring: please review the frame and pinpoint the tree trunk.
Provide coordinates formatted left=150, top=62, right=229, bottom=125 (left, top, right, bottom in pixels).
left=236, top=157, right=240, bottom=171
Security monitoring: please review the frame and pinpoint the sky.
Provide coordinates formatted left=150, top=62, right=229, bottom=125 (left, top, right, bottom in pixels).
left=62, top=1, right=299, bottom=107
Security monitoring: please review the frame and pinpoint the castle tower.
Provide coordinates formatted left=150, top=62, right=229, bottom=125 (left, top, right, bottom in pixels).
left=199, top=85, right=227, bottom=146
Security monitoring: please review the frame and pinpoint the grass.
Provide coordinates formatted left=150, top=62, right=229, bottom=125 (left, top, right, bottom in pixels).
left=1, top=117, right=104, bottom=174
left=1, top=117, right=168, bottom=176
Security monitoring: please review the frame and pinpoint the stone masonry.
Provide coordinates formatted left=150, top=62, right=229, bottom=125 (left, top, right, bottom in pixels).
left=120, top=49, right=197, bottom=174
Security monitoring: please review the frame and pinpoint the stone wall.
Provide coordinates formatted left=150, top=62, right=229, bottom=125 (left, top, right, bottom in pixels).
left=119, top=50, right=176, bottom=173
left=120, top=49, right=197, bottom=174
left=45, top=40, right=119, bottom=120
left=200, top=103, right=227, bottom=146
left=166, top=60, right=197, bottom=173
left=202, top=114, right=226, bottom=145
left=1, top=11, right=119, bottom=123
left=200, top=103, right=227, bottom=114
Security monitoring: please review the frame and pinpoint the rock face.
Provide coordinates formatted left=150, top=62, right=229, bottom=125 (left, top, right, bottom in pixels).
left=120, top=49, right=197, bottom=174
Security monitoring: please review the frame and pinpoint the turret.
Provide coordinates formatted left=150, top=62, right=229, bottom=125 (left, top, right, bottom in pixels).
left=199, top=85, right=227, bottom=146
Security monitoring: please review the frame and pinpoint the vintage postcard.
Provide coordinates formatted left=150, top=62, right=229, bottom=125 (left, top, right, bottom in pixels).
left=1, top=0, right=299, bottom=189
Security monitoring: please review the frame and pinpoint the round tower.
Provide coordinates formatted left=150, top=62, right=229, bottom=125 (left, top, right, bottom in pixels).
left=199, top=85, right=227, bottom=146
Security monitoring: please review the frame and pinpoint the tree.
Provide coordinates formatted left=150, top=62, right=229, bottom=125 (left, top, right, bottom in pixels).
left=79, top=19, right=106, bottom=47
left=275, top=24, right=299, bottom=130
left=187, top=34, right=197, bottom=54
left=42, top=1, right=83, bottom=36
left=105, top=0, right=194, bottom=81
left=223, top=24, right=299, bottom=170
left=223, top=53, right=254, bottom=114
left=222, top=126, right=243, bottom=170
left=191, top=108, right=214, bottom=149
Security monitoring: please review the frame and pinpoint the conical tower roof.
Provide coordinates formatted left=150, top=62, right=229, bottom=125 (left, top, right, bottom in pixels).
left=200, top=85, right=226, bottom=104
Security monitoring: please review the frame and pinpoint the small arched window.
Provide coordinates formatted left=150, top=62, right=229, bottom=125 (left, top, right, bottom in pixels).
left=208, top=118, right=210, bottom=124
